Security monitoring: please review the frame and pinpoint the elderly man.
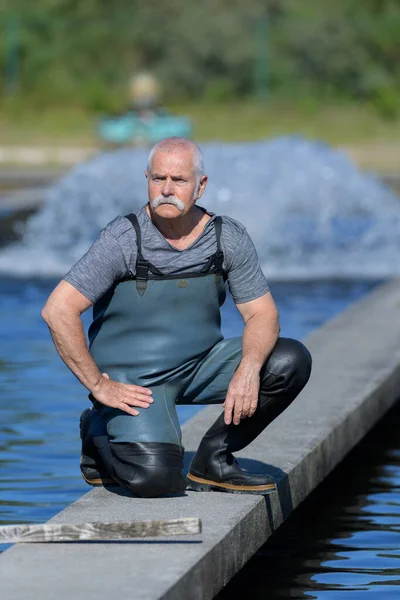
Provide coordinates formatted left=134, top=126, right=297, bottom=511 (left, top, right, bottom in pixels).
left=42, top=137, right=311, bottom=498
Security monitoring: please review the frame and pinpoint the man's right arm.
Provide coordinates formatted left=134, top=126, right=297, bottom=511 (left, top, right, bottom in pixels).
left=41, top=280, right=153, bottom=415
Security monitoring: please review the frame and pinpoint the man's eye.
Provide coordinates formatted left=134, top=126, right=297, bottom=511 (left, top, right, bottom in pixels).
left=153, top=178, right=162, bottom=182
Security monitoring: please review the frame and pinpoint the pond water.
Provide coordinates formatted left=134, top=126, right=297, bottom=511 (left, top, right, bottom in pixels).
left=0, top=278, right=377, bottom=556
left=216, top=392, right=400, bottom=600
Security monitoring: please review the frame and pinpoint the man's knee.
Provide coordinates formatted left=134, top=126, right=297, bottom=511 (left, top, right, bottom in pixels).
left=261, top=337, right=312, bottom=395
left=109, top=442, right=185, bottom=498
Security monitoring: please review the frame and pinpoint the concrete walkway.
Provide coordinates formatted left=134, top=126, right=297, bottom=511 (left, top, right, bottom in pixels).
left=1, top=279, right=400, bottom=599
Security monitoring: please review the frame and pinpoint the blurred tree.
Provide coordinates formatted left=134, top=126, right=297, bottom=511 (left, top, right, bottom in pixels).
left=0, top=0, right=398, bottom=114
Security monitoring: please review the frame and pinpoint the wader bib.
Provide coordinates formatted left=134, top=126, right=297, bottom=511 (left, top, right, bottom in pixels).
left=86, top=210, right=244, bottom=494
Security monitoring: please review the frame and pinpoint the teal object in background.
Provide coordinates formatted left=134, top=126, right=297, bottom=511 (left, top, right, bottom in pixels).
left=97, top=112, right=193, bottom=145
left=97, top=115, right=137, bottom=145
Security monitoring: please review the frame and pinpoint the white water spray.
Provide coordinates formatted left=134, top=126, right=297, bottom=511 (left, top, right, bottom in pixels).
left=0, top=136, right=399, bottom=280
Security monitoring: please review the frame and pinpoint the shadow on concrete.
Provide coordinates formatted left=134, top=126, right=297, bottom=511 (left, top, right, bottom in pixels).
left=100, top=485, right=188, bottom=499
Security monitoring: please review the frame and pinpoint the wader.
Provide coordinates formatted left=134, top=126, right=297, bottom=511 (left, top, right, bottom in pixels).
left=80, top=212, right=312, bottom=497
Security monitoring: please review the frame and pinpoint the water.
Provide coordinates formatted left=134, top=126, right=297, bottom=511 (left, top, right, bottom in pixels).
left=0, top=136, right=400, bottom=594
left=0, top=278, right=377, bottom=552
left=216, top=400, right=400, bottom=600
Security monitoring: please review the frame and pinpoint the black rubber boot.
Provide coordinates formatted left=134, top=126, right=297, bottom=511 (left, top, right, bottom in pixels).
left=186, top=417, right=277, bottom=494
left=80, top=409, right=187, bottom=496
left=108, top=442, right=187, bottom=498
left=187, top=338, right=312, bottom=495
left=80, top=408, right=116, bottom=486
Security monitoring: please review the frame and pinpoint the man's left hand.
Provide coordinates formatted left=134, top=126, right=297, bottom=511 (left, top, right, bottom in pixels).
left=223, top=365, right=260, bottom=426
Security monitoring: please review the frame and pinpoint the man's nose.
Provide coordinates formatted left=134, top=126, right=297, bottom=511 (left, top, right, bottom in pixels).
left=161, top=179, right=173, bottom=196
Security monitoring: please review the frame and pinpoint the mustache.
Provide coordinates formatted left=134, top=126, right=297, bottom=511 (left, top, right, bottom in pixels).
left=150, top=195, right=185, bottom=211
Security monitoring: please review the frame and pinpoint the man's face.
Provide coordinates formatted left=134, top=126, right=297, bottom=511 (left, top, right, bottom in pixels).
left=146, top=149, right=206, bottom=219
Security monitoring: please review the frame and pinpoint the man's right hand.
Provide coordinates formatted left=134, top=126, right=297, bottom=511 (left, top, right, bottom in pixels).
left=91, top=373, right=153, bottom=416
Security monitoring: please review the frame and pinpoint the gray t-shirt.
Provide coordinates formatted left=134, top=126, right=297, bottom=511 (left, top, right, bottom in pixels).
left=63, top=204, right=269, bottom=305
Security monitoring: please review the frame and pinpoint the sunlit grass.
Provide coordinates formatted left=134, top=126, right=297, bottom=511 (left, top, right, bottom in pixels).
left=173, top=99, right=400, bottom=145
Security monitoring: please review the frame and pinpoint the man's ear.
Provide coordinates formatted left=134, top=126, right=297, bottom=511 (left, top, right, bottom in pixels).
left=197, top=175, right=208, bottom=199
left=144, top=170, right=148, bottom=179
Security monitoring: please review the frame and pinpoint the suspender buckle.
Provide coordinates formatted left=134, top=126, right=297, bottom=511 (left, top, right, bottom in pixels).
left=135, top=258, right=149, bottom=296
left=136, top=259, right=149, bottom=281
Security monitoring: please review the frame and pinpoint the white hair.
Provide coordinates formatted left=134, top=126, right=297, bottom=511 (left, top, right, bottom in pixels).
left=147, top=137, right=204, bottom=186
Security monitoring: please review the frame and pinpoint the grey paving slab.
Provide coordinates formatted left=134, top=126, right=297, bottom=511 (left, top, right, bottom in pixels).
left=2, top=279, right=400, bottom=600
left=0, top=489, right=265, bottom=600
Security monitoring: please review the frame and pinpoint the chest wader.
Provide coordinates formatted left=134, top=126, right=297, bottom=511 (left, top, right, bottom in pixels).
left=80, top=213, right=313, bottom=497
left=83, top=212, right=228, bottom=497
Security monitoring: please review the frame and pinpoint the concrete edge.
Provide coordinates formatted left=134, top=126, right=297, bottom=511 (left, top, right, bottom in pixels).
left=175, top=278, right=400, bottom=597
left=163, top=500, right=268, bottom=600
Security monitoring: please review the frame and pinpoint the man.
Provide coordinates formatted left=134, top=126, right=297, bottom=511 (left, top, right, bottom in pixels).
left=42, top=137, right=311, bottom=498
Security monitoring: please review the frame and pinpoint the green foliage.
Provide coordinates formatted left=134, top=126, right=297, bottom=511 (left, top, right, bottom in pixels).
left=0, top=0, right=399, bottom=118
left=80, top=80, right=126, bottom=114
left=371, top=86, right=400, bottom=119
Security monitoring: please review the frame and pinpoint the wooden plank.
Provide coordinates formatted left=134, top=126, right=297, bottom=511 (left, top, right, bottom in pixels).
left=0, top=518, right=201, bottom=543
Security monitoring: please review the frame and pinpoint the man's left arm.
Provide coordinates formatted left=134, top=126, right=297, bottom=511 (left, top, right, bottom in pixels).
left=223, top=292, right=280, bottom=425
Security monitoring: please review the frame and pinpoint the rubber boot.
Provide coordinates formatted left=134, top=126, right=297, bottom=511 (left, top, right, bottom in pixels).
left=80, top=408, right=116, bottom=486
left=80, top=408, right=187, bottom=496
left=186, top=414, right=277, bottom=494
left=187, top=338, right=312, bottom=494
left=107, top=442, right=187, bottom=498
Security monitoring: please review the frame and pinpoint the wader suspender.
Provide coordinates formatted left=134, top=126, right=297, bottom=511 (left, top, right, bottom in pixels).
left=125, top=213, right=224, bottom=296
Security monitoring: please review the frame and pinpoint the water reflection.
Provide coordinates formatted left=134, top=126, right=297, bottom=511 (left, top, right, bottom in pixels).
left=216, top=401, right=400, bottom=599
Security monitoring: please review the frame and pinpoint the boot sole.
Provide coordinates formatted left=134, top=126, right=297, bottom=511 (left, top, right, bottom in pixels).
left=80, top=470, right=117, bottom=487
left=186, top=473, right=276, bottom=495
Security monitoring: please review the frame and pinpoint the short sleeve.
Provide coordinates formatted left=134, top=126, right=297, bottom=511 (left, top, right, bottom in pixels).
left=63, top=228, right=127, bottom=303
left=226, top=228, right=269, bottom=304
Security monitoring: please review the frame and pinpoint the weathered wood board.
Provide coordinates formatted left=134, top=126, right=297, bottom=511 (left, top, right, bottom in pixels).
left=0, top=518, right=201, bottom=543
